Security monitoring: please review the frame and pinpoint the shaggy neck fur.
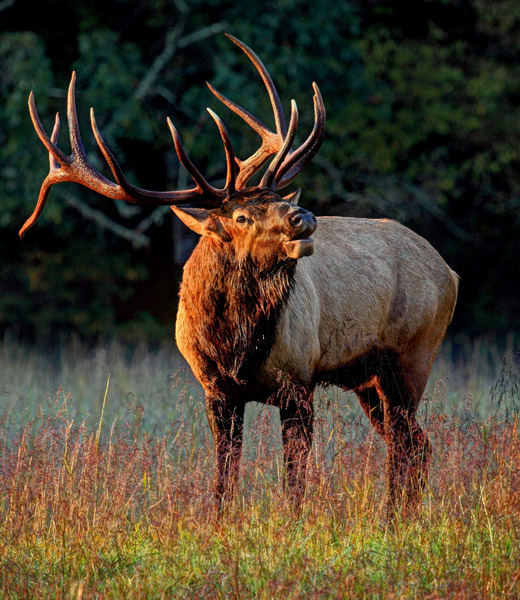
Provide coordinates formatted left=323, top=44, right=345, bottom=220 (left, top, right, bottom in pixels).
left=180, top=236, right=296, bottom=393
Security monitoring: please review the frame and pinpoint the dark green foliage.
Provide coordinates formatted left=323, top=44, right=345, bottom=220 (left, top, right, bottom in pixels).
left=1, top=0, right=519, bottom=341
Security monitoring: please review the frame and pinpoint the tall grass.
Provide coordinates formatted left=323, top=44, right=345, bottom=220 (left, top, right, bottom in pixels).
left=0, top=333, right=519, bottom=598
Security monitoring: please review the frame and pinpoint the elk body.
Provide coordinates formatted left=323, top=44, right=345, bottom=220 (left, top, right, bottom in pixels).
left=21, top=35, right=458, bottom=512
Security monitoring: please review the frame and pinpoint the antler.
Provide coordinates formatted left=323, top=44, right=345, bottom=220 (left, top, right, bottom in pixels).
left=20, top=73, right=228, bottom=238
left=21, top=35, right=326, bottom=238
left=207, top=34, right=326, bottom=191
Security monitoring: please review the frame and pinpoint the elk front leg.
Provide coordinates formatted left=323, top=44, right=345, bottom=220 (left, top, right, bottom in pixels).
left=205, top=394, right=245, bottom=510
left=279, top=387, right=314, bottom=506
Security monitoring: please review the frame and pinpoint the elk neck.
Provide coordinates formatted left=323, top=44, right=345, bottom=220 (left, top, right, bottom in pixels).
left=179, top=235, right=296, bottom=392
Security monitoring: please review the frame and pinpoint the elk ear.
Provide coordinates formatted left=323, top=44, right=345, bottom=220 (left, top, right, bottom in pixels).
left=282, top=188, right=301, bottom=206
left=171, top=206, right=227, bottom=239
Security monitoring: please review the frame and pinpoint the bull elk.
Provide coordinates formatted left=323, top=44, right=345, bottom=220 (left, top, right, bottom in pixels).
left=21, top=34, right=458, bottom=513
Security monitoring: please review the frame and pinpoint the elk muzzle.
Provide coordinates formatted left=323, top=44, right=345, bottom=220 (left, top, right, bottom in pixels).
left=283, top=207, right=317, bottom=259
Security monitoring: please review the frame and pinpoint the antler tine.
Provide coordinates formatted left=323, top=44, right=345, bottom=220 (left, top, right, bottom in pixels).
left=28, top=91, right=69, bottom=167
left=206, top=83, right=281, bottom=190
left=19, top=108, right=63, bottom=238
left=48, top=112, right=61, bottom=170
left=166, top=117, right=222, bottom=200
left=260, top=100, right=299, bottom=190
left=207, top=36, right=325, bottom=192
left=21, top=92, right=74, bottom=239
left=67, top=72, right=88, bottom=160
left=205, top=82, right=277, bottom=145
left=207, top=108, right=238, bottom=194
left=274, top=83, right=326, bottom=190
left=90, top=107, right=134, bottom=190
left=225, top=34, right=287, bottom=137
left=207, top=35, right=291, bottom=190
left=92, top=109, right=221, bottom=204
left=19, top=179, right=52, bottom=239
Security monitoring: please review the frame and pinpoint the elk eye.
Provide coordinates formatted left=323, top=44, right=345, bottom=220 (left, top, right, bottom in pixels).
left=236, top=215, right=247, bottom=224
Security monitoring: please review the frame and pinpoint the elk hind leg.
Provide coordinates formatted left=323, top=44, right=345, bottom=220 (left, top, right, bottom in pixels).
left=380, top=362, right=432, bottom=513
left=356, top=366, right=431, bottom=514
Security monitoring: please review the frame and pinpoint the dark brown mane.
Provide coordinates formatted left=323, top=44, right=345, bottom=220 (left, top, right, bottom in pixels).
left=180, top=235, right=295, bottom=394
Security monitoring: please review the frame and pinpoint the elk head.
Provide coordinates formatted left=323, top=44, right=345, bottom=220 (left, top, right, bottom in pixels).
left=173, top=189, right=317, bottom=270
left=20, top=35, right=326, bottom=269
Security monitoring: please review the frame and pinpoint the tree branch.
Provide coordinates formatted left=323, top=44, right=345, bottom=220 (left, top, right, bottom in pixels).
left=105, top=20, right=227, bottom=132
left=0, top=0, right=15, bottom=13
left=64, top=195, right=150, bottom=248
left=177, top=22, right=227, bottom=48
left=62, top=20, right=226, bottom=240
left=313, top=155, right=471, bottom=241
left=135, top=207, right=170, bottom=234
left=134, top=19, right=188, bottom=102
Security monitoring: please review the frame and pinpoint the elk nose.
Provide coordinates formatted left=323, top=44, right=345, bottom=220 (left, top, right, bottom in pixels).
left=286, top=208, right=317, bottom=235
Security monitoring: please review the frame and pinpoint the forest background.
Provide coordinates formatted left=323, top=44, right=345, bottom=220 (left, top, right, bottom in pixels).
left=1, top=0, right=519, bottom=345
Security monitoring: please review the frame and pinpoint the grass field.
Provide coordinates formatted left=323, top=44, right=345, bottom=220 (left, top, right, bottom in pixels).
left=0, top=333, right=519, bottom=598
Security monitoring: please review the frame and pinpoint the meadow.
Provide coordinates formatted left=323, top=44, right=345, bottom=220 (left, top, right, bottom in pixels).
left=0, top=333, right=519, bottom=599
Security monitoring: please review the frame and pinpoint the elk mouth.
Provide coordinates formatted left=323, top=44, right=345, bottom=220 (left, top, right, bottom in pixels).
left=283, top=234, right=315, bottom=259
left=282, top=209, right=317, bottom=258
